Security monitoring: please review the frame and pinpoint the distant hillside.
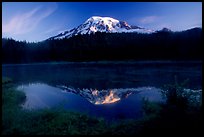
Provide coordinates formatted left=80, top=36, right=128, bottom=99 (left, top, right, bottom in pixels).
left=2, top=27, right=202, bottom=63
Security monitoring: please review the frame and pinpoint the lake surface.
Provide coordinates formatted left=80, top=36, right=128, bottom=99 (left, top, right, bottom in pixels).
left=2, top=61, right=202, bottom=120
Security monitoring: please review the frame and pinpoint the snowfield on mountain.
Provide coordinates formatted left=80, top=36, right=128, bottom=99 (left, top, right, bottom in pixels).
left=49, top=16, right=155, bottom=40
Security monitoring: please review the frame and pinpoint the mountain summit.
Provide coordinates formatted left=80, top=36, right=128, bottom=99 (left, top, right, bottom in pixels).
left=49, top=16, right=154, bottom=40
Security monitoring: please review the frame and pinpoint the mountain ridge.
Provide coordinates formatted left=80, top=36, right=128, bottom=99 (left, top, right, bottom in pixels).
left=48, top=16, right=155, bottom=40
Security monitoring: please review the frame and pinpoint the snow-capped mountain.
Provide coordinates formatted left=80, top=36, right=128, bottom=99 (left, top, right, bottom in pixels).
left=49, top=16, right=155, bottom=40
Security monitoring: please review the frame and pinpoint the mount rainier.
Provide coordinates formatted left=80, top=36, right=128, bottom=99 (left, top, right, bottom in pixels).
left=49, top=16, right=155, bottom=40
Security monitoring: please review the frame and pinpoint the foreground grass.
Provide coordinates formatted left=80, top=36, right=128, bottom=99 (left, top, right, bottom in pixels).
left=2, top=77, right=202, bottom=135
left=2, top=78, right=108, bottom=135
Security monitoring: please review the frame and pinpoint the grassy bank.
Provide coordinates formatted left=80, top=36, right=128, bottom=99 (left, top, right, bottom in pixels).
left=2, top=77, right=109, bottom=135
left=2, top=77, right=202, bottom=135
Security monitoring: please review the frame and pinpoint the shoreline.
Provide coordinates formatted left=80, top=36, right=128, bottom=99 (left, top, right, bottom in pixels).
left=2, top=60, right=202, bottom=66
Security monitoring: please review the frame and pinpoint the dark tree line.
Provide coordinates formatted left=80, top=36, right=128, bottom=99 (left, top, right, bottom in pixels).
left=2, top=27, right=202, bottom=63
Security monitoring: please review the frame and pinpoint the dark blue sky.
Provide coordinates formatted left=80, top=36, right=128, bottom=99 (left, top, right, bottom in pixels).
left=2, top=2, right=202, bottom=42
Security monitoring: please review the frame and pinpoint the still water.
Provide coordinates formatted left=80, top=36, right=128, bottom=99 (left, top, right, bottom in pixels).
left=2, top=61, right=202, bottom=120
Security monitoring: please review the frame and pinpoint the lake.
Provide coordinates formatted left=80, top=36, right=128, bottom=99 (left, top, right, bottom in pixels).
left=2, top=61, right=202, bottom=120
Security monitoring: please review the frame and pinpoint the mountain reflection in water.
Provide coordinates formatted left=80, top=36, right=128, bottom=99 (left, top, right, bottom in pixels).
left=17, top=83, right=164, bottom=115
left=16, top=83, right=201, bottom=120
left=57, top=85, right=162, bottom=105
